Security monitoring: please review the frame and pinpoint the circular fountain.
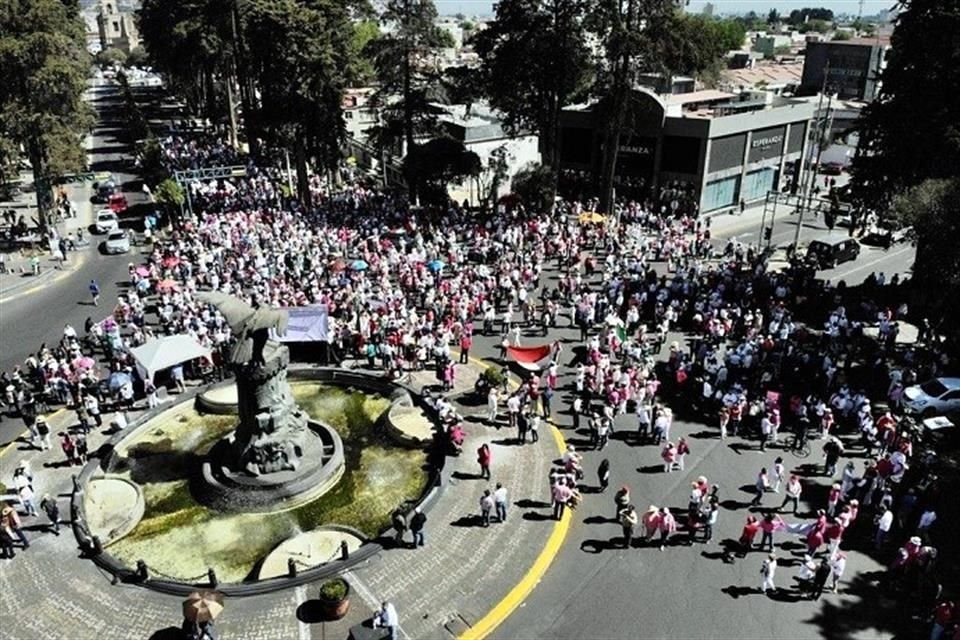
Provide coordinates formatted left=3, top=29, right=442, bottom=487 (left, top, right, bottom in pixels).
left=73, top=295, right=438, bottom=591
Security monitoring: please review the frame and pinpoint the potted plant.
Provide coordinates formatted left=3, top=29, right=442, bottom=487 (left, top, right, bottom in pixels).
left=318, top=577, right=351, bottom=620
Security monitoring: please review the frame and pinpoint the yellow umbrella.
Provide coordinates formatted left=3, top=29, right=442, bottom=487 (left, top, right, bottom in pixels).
left=183, top=591, right=224, bottom=623
left=577, top=211, right=606, bottom=224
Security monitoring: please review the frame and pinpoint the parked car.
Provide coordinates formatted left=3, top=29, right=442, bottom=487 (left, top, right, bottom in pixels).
left=108, top=193, right=129, bottom=213
left=819, top=161, right=845, bottom=175
left=104, top=229, right=130, bottom=254
left=95, top=209, right=119, bottom=233
left=804, top=237, right=860, bottom=269
left=92, top=176, right=119, bottom=203
left=902, top=378, right=960, bottom=417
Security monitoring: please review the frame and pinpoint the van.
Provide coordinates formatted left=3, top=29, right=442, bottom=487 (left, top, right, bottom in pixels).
left=805, top=237, right=860, bottom=269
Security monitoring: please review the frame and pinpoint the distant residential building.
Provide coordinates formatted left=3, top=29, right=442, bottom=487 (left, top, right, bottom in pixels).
left=800, top=39, right=889, bottom=101
left=97, top=0, right=140, bottom=53
left=342, top=88, right=379, bottom=141
left=752, top=34, right=793, bottom=57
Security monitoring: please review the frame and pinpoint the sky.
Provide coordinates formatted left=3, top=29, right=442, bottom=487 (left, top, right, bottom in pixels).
left=435, top=0, right=897, bottom=18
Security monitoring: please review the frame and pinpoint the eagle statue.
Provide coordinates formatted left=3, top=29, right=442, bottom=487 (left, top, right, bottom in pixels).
left=196, top=292, right=289, bottom=365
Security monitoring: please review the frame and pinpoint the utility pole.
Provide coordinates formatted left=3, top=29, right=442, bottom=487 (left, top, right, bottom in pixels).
left=793, top=63, right=830, bottom=251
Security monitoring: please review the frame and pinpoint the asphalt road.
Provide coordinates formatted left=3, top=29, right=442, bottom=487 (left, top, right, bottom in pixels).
left=0, top=80, right=148, bottom=445
left=710, top=195, right=915, bottom=287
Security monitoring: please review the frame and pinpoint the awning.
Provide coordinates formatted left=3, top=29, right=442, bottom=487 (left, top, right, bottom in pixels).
left=130, top=335, right=212, bottom=381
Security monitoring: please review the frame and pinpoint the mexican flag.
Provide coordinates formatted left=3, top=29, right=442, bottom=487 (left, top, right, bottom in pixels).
left=506, top=344, right=553, bottom=371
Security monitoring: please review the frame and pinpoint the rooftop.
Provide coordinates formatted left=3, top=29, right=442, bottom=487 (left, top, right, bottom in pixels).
left=722, top=63, right=804, bottom=88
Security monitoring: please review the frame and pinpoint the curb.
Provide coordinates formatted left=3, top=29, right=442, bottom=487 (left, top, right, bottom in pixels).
left=456, top=355, right=572, bottom=640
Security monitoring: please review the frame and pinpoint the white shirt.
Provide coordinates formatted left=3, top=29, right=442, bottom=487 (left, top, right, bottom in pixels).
left=918, top=510, right=937, bottom=530
left=877, top=510, right=894, bottom=532
left=494, top=486, right=508, bottom=504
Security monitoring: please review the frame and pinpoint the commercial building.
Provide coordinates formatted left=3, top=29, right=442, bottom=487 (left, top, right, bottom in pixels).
left=557, top=87, right=817, bottom=213
left=800, top=39, right=889, bottom=101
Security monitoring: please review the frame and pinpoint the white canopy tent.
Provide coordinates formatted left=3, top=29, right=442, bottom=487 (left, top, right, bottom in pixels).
left=131, top=335, right=212, bottom=381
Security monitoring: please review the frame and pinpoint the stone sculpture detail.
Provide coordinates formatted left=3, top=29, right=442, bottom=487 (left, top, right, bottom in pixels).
left=196, top=292, right=310, bottom=475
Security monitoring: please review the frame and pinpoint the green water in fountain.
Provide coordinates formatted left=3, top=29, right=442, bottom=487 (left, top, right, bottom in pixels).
left=104, top=382, right=429, bottom=583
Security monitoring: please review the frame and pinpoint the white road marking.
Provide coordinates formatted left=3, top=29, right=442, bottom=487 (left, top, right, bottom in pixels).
left=345, top=570, right=412, bottom=640
left=829, top=244, right=914, bottom=280
left=295, top=585, right=313, bottom=640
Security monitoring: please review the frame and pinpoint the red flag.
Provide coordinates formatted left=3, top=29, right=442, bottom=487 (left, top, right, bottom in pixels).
left=506, top=344, right=553, bottom=371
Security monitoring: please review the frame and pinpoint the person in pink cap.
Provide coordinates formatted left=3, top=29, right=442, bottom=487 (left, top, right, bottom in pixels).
left=661, top=441, right=677, bottom=473
left=641, top=505, right=661, bottom=545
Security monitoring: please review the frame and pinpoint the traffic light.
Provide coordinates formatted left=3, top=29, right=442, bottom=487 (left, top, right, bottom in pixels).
left=763, top=227, right=773, bottom=242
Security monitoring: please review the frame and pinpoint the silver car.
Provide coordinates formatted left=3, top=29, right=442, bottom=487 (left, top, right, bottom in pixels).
left=104, top=229, right=130, bottom=254
left=902, top=378, right=960, bottom=417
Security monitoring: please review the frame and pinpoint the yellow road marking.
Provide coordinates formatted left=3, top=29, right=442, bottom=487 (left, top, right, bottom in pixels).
left=0, top=408, right=67, bottom=459
left=459, top=422, right=571, bottom=640
left=0, top=252, right=89, bottom=304
left=458, top=353, right=570, bottom=640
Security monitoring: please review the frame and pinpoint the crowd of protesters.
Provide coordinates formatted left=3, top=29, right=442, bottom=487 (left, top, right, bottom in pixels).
left=2, top=128, right=957, bottom=639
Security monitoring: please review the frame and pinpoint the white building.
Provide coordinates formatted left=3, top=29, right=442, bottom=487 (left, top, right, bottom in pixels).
left=434, top=102, right=541, bottom=202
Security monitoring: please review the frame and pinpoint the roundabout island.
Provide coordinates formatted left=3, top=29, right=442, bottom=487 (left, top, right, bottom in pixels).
left=72, top=295, right=438, bottom=589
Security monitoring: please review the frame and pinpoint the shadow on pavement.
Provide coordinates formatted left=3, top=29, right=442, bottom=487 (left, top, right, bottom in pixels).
left=580, top=538, right=620, bottom=553
left=147, top=627, right=184, bottom=640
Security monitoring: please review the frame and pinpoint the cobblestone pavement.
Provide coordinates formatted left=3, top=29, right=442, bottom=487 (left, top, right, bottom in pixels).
left=0, top=346, right=561, bottom=639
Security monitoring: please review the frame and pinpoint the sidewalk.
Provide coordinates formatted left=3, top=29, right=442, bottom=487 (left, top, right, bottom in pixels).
left=0, top=176, right=96, bottom=300
left=0, top=354, right=565, bottom=640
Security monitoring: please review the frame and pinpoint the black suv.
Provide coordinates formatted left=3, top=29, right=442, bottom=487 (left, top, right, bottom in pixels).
left=805, top=237, right=860, bottom=269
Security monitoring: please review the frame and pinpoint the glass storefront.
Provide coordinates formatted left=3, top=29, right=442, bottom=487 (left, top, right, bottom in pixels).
left=701, top=175, right=740, bottom=212
left=741, top=167, right=778, bottom=202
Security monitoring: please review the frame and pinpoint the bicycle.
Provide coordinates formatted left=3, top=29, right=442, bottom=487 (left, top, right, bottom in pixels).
left=786, top=433, right=811, bottom=458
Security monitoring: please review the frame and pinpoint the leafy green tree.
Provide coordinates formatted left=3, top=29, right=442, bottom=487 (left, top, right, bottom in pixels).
left=0, top=0, right=94, bottom=225
left=154, top=177, right=185, bottom=227
left=349, top=19, right=380, bottom=86
left=891, top=179, right=960, bottom=321
left=852, top=0, right=960, bottom=204
left=473, top=0, right=592, bottom=182
left=787, top=7, right=834, bottom=24
left=767, top=9, right=781, bottom=26
left=441, top=65, right=486, bottom=115
left=368, top=0, right=446, bottom=155
left=591, top=1, right=724, bottom=213
left=832, top=30, right=852, bottom=41
left=244, top=0, right=356, bottom=205
left=126, top=46, right=149, bottom=68
left=799, top=19, right=830, bottom=33
left=403, top=137, right=480, bottom=205
left=852, top=0, right=960, bottom=323
left=511, top=162, right=556, bottom=211
left=95, top=47, right=128, bottom=67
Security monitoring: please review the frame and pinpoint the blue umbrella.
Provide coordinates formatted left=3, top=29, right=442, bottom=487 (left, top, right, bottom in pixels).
left=351, top=259, right=369, bottom=271
left=427, top=259, right=445, bottom=272
left=109, top=371, right=132, bottom=390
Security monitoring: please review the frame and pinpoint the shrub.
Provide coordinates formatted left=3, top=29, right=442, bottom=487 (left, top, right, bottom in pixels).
left=319, top=578, right=349, bottom=601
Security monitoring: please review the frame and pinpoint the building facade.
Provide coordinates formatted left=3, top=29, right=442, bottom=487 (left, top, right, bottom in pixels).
left=97, top=0, right=140, bottom=53
left=800, top=40, right=888, bottom=101
left=557, top=88, right=817, bottom=214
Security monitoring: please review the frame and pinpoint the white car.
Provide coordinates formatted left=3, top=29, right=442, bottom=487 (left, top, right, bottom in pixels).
left=95, top=209, right=119, bottom=233
left=104, top=229, right=130, bottom=254
left=902, top=378, right=960, bottom=416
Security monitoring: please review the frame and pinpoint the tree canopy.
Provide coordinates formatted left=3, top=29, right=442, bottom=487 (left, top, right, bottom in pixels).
left=473, top=0, right=593, bottom=176
left=0, top=0, right=94, bottom=224
left=851, top=0, right=960, bottom=324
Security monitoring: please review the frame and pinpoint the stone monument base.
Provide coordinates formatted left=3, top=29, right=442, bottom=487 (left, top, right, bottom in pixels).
left=193, top=421, right=345, bottom=513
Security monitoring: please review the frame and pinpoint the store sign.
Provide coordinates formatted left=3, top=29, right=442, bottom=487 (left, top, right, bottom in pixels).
left=751, top=134, right=783, bottom=149
left=619, top=143, right=653, bottom=155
